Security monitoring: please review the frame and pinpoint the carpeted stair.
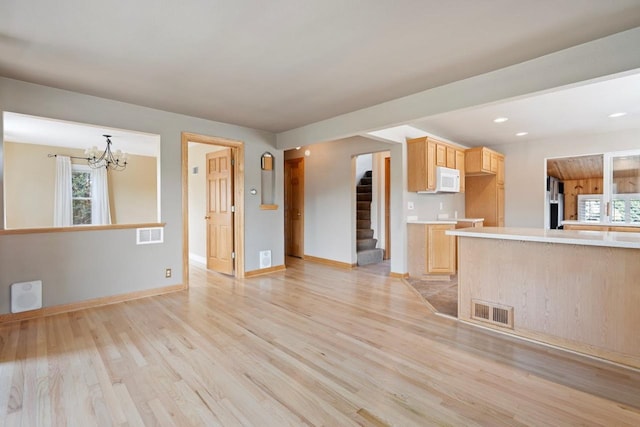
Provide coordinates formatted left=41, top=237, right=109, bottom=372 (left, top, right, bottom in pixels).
left=356, top=171, right=384, bottom=266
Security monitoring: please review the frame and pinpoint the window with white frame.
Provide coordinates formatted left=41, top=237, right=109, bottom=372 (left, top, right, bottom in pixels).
left=72, top=165, right=92, bottom=225
left=577, top=194, right=602, bottom=222
left=610, top=194, right=640, bottom=224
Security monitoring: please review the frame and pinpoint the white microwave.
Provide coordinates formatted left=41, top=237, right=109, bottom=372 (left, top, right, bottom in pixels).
left=419, top=166, right=460, bottom=193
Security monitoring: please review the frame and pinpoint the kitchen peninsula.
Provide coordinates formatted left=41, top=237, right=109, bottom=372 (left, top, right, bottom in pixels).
left=448, top=227, right=640, bottom=369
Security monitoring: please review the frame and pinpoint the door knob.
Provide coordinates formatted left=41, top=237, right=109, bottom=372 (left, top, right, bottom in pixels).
left=205, top=215, right=211, bottom=219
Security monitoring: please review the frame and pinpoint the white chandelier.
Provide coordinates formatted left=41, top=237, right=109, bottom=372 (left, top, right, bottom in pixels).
left=84, top=134, right=128, bottom=171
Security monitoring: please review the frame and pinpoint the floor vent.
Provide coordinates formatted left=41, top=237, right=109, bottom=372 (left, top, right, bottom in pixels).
left=472, top=299, right=514, bottom=328
left=137, top=227, right=164, bottom=245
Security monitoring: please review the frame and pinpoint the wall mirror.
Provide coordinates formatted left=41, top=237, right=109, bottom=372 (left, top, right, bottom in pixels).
left=2, top=112, right=161, bottom=229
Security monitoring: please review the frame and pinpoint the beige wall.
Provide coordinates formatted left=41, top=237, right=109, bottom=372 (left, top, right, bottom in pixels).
left=108, top=153, right=158, bottom=224
left=3, top=141, right=158, bottom=228
left=4, top=142, right=84, bottom=228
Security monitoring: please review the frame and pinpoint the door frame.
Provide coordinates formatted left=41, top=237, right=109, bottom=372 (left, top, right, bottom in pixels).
left=284, top=157, right=304, bottom=259
left=181, top=132, right=245, bottom=287
left=384, top=156, right=391, bottom=260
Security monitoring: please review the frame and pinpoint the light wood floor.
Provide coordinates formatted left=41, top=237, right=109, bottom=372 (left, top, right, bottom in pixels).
left=1, top=258, right=639, bottom=426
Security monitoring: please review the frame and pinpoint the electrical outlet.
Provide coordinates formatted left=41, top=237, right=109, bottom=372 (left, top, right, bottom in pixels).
left=165, top=268, right=172, bottom=278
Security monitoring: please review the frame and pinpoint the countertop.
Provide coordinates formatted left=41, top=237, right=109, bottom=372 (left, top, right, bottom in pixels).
left=447, top=226, right=640, bottom=249
left=407, top=217, right=484, bottom=225
left=562, top=220, right=640, bottom=228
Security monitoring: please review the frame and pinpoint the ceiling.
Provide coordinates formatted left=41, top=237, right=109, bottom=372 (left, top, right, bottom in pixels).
left=410, top=71, right=640, bottom=147
left=547, top=155, right=603, bottom=181
left=3, top=112, right=160, bottom=157
left=1, top=1, right=640, bottom=133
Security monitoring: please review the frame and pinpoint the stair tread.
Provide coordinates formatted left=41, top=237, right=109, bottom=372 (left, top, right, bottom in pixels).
left=356, top=247, right=384, bottom=266
left=357, top=248, right=383, bottom=253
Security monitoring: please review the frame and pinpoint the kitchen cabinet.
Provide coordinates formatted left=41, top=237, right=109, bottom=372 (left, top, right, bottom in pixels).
left=446, top=146, right=456, bottom=168
left=436, top=143, right=447, bottom=167
left=465, top=147, right=504, bottom=176
left=407, top=223, right=457, bottom=278
left=407, top=137, right=465, bottom=192
left=497, top=184, right=505, bottom=226
left=465, top=146, right=505, bottom=227
left=427, top=224, right=456, bottom=274
left=407, top=137, right=437, bottom=191
left=455, top=149, right=465, bottom=192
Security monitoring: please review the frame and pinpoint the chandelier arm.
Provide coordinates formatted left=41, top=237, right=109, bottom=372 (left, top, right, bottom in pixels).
left=86, top=135, right=127, bottom=171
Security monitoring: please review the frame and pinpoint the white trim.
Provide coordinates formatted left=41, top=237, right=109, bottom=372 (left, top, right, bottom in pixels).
left=189, top=253, right=206, bottom=265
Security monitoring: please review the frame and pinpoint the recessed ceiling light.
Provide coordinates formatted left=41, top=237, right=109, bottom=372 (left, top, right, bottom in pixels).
left=608, top=112, right=627, bottom=118
left=516, top=132, right=528, bottom=136
left=493, top=117, right=509, bottom=123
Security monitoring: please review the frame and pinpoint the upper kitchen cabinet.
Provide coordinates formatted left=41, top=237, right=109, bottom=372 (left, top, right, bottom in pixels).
left=465, top=146, right=504, bottom=178
left=465, top=146, right=505, bottom=227
left=455, top=149, right=466, bottom=192
left=407, top=136, right=465, bottom=192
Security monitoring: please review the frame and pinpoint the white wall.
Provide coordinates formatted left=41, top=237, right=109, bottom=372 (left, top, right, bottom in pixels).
left=406, top=190, right=465, bottom=222
left=284, top=136, right=403, bottom=269
left=0, top=77, right=282, bottom=314
left=284, top=134, right=468, bottom=274
left=494, top=128, right=640, bottom=228
left=355, top=154, right=372, bottom=183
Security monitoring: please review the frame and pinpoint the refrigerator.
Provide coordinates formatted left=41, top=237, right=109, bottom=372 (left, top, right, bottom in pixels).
left=546, top=176, right=564, bottom=229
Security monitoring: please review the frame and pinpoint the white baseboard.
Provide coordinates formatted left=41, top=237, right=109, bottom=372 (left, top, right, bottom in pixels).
left=189, top=253, right=206, bottom=265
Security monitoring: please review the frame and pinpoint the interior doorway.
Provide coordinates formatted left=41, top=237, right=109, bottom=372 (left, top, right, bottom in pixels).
left=355, top=150, right=391, bottom=268
left=284, top=157, right=304, bottom=258
left=181, top=132, right=245, bottom=286
left=205, top=148, right=234, bottom=274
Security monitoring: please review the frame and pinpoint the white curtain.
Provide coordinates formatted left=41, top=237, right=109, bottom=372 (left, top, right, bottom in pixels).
left=53, top=156, right=73, bottom=227
left=91, top=166, right=112, bottom=225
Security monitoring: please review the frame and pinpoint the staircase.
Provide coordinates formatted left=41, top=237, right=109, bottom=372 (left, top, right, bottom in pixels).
left=356, top=171, right=384, bottom=266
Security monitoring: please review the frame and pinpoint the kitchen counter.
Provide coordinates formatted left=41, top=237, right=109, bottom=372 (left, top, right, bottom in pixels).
left=447, top=226, right=640, bottom=249
left=562, top=220, right=640, bottom=232
left=454, top=226, right=640, bottom=369
left=562, top=220, right=640, bottom=228
left=407, top=217, right=483, bottom=225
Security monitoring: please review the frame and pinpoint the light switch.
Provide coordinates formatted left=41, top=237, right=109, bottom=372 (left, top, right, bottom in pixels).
left=408, top=201, right=414, bottom=210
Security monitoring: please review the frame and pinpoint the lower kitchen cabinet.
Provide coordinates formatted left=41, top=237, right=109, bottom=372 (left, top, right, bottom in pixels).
left=426, top=224, right=456, bottom=274
left=407, top=223, right=456, bottom=279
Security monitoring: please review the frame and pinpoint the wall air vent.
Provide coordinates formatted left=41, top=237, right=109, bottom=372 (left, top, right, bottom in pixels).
left=11, top=280, right=43, bottom=313
left=472, top=299, right=514, bottom=328
left=136, top=227, right=164, bottom=245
